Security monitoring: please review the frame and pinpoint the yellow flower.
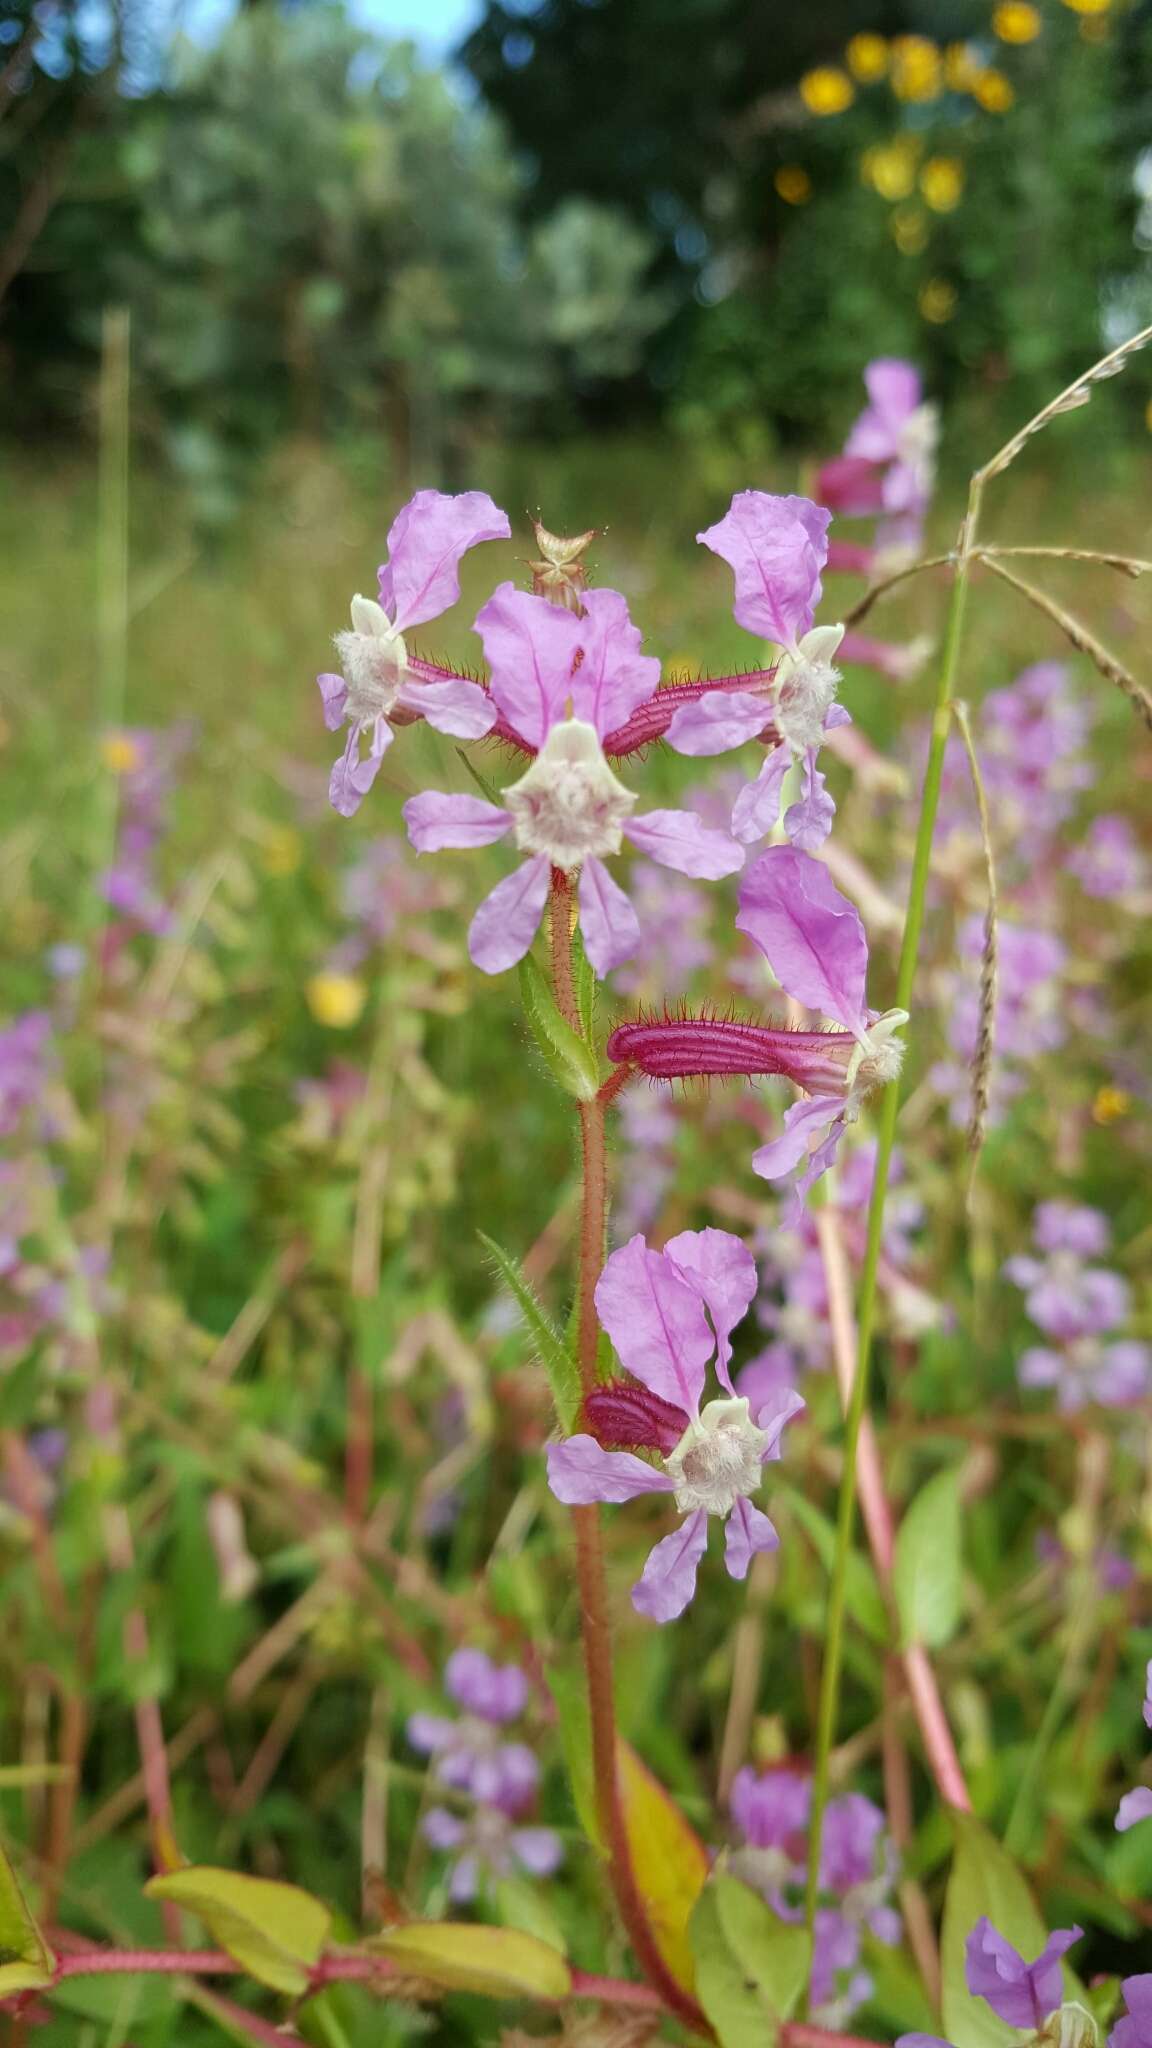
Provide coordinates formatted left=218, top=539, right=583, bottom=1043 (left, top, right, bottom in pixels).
left=944, top=41, right=982, bottom=89
left=920, top=156, right=965, bottom=213
left=1061, top=0, right=1110, bottom=11
left=799, top=67, right=855, bottom=115
left=993, top=0, right=1042, bottom=41
left=1092, top=1085, right=1131, bottom=1125
left=774, top=165, right=812, bottom=205
left=892, top=207, right=929, bottom=255
left=891, top=35, right=942, bottom=101
left=861, top=138, right=920, bottom=201
left=101, top=732, right=143, bottom=775
left=260, top=826, right=303, bottom=878
left=846, top=33, right=888, bottom=81
left=307, top=973, right=367, bottom=1029
left=919, top=277, right=958, bottom=322
left=975, top=69, right=1015, bottom=110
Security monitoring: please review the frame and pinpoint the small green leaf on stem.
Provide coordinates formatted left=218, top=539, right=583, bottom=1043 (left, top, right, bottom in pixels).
left=894, top=1467, right=962, bottom=1650
left=144, top=1867, right=331, bottom=1997
left=517, top=953, right=601, bottom=1100
left=0, top=1839, right=55, bottom=1997
left=617, top=1738, right=710, bottom=1998
left=690, top=1875, right=810, bottom=2047
left=547, top=1658, right=605, bottom=1854
left=479, top=1231, right=581, bottom=1429
left=367, top=1921, right=571, bottom=1999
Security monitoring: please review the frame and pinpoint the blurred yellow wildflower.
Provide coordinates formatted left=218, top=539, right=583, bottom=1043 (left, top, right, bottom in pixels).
left=993, top=1, right=1042, bottom=41
left=774, top=165, right=812, bottom=204
left=891, top=36, right=942, bottom=101
left=975, top=69, right=1015, bottom=110
left=101, top=733, right=143, bottom=775
left=307, top=973, right=367, bottom=1028
left=1092, top=1085, right=1131, bottom=1125
left=260, top=827, right=303, bottom=877
left=799, top=67, right=855, bottom=115
left=861, top=138, right=920, bottom=200
left=919, top=278, right=958, bottom=322
left=846, top=33, right=888, bottom=81
left=891, top=207, right=930, bottom=255
left=1062, top=0, right=1110, bottom=11
left=920, top=157, right=965, bottom=212
left=944, top=42, right=982, bottom=90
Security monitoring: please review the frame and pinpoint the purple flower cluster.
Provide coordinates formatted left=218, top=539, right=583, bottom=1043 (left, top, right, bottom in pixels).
left=547, top=1231, right=804, bottom=1621
left=1069, top=815, right=1150, bottom=904
left=408, top=1650, right=561, bottom=1902
left=728, top=1766, right=899, bottom=2027
left=1005, top=1201, right=1150, bottom=1411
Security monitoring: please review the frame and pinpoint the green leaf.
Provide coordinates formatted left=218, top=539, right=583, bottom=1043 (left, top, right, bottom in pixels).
left=517, top=952, right=600, bottom=1100
left=479, top=1230, right=581, bottom=1429
left=0, top=1839, right=55, bottom=1998
left=571, top=920, right=597, bottom=1044
left=690, top=1876, right=810, bottom=2048
left=894, top=1467, right=963, bottom=1650
left=145, top=1867, right=331, bottom=1997
left=617, top=1738, right=710, bottom=1996
left=454, top=747, right=504, bottom=807
left=548, top=1658, right=605, bottom=1854
left=784, top=1489, right=888, bottom=1643
left=941, top=1813, right=1063, bottom=2048
left=367, top=1921, right=571, bottom=1999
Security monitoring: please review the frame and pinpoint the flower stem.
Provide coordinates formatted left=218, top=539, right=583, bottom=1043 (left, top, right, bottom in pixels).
left=546, top=882, right=705, bottom=2033
left=802, top=480, right=984, bottom=1963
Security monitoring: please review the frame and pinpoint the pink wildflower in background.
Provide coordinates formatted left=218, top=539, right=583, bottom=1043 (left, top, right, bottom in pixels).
left=318, top=490, right=510, bottom=816
left=1005, top=1202, right=1150, bottom=1410
left=405, top=583, right=742, bottom=975
left=666, top=490, right=848, bottom=851
left=546, top=1231, right=803, bottom=1620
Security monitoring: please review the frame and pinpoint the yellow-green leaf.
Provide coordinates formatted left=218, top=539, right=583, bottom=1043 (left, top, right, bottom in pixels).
left=942, top=1813, right=1079, bottom=2048
left=690, top=1877, right=811, bottom=2048
left=368, top=1921, right=571, bottom=2000
left=0, top=1839, right=55, bottom=1997
left=144, top=1867, right=330, bottom=1997
left=617, top=1739, right=710, bottom=1996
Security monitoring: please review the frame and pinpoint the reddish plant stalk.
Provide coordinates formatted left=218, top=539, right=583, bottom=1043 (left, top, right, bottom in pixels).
left=547, top=880, right=706, bottom=2033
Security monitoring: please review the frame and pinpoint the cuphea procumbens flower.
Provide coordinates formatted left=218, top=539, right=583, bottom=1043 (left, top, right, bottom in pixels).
left=666, top=490, right=849, bottom=852
left=404, top=582, right=743, bottom=976
left=897, top=1915, right=1084, bottom=2047
left=317, top=489, right=511, bottom=816
left=1113, top=1976, right=1152, bottom=2048
left=546, top=1230, right=804, bottom=1621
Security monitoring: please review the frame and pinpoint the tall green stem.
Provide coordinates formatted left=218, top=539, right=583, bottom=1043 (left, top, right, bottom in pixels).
left=803, top=480, right=984, bottom=1955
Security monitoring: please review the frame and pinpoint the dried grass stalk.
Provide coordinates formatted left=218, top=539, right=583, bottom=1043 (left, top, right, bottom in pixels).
left=951, top=701, right=999, bottom=1188
left=976, top=321, right=1152, bottom=484
left=980, top=555, right=1152, bottom=734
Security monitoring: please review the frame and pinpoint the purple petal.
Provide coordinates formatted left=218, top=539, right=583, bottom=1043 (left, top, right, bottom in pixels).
left=1115, top=1976, right=1152, bottom=2048
left=448, top=1853, right=480, bottom=1903
left=329, top=715, right=393, bottom=818
left=724, top=1497, right=779, bottom=1580
left=1144, top=1661, right=1152, bottom=1731
left=445, top=1648, right=528, bottom=1721
left=631, top=1509, right=709, bottom=1623
left=894, top=2037, right=954, bottom=2047
left=662, top=1227, right=757, bottom=1391
left=755, top=1386, right=806, bottom=1462
left=380, top=489, right=510, bottom=632
left=964, top=1918, right=1081, bottom=2030
left=423, top=1807, right=467, bottom=1851
left=1117, top=1788, right=1152, bottom=1832
left=732, top=747, right=792, bottom=846
left=577, top=856, right=642, bottom=976
left=471, top=1744, right=538, bottom=1809
left=752, top=1095, right=844, bottom=1182
left=845, top=360, right=921, bottom=460
left=666, top=691, right=772, bottom=756
left=569, top=587, right=660, bottom=739
left=398, top=675, right=497, bottom=739
left=623, top=809, right=744, bottom=880
left=406, top=1713, right=455, bottom=1755
left=594, top=1234, right=714, bottom=1414
left=474, top=583, right=582, bottom=749
left=404, top=791, right=512, bottom=852
left=317, top=672, right=348, bottom=732
left=736, top=845, right=868, bottom=1031
left=468, top=855, right=550, bottom=974
left=546, top=1434, right=675, bottom=1505
left=697, top=491, right=830, bottom=648
left=511, top=1827, right=564, bottom=1876
left=784, top=750, right=836, bottom=853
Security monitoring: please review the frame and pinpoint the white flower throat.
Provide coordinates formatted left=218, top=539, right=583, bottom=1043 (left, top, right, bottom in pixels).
left=773, top=624, right=845, bottom=754
left=503, top=718, right=637, bottom=872
left=334, top=596, right=409, bottom=721
left=663, top=1397, right=772, bottom=1517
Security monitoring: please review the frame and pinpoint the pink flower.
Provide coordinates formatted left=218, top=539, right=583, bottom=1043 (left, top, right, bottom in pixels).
left=317, top=490, right=510, bottom=816
left=665, top=491, right=847, bottom=851
left=545, top=1231, right=804, bottom=1622
left=405, top=584, right=742, bottom=976
left=843, top=359, right=938, bottom=537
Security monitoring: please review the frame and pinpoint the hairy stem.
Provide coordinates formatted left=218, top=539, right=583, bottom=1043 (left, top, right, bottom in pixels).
left=803, top=479, right=984, bottom=1966
left=546, top=882, right=705, bottom=2032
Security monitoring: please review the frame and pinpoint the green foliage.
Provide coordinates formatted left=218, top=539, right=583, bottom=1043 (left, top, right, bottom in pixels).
left=516, top=951, right=601, bottom=1101
left=145, top=1867, right=332, bottom=1996
left=690, top=1876, right=810, bottom=2047
left=941, top=1814, right=1054, bottom=2048
left=894, top=1464, right=963, bottom=1650
left=479, top=1229, right=582, bottom=1427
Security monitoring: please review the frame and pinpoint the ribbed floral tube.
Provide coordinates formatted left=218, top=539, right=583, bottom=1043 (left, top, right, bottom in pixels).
left=606, top=1013, right=855, bottom=1093
left=404, top=657, right=781, bottom=759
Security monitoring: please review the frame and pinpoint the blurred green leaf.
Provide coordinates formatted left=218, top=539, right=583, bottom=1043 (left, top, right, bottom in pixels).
left=784, top=1489, right=888, bottom=1643
left=690, top=1876, right=809, bottom=2047
left=367, top=1921, right=571, bottom=1998
left=895, top=1467, right=963, bottom=1650
left=145, top=1867, right=331, bottom=1996
left=548, top=1658, right=604, bottom=1854
left=479, top=1230, right=580, bottom=1428
left=941, top=1813, right=1050, bottom=2048
left=0, top=1839, right=55, bottom=1998
left=517, top=952, right=601, bottom=1101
